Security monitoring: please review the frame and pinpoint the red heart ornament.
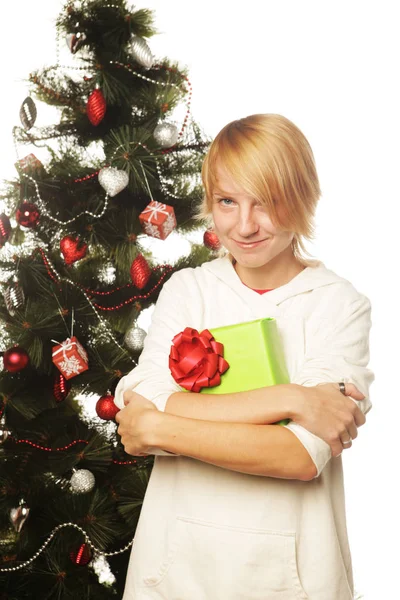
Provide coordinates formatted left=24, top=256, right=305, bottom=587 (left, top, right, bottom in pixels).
left=60, top=235, right=88, bottom=265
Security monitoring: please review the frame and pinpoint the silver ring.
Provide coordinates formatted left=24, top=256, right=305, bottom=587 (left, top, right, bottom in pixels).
left=342, top=439, right=352, bottom=446
left=339, top=382, right=346, bottom=395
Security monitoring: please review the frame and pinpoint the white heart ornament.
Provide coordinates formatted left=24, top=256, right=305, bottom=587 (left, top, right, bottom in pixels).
left=98, top=167, right=129, bottom=197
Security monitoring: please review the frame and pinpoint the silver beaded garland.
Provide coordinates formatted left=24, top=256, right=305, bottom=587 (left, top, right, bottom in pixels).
left=130, top=35, right=155, bottom=69
left=3, top=276, right=25, bottom=316
left=153, top=122, right=179, bottom=148
left=19, top=97, right=37, bottom=130
left=70, top=468, right=95, bottom=494
left=124, top=325, right=147, bottom=351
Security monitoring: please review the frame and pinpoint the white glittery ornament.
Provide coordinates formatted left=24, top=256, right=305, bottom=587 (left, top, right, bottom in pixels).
left=130, top=35, right=155, bottom=69
left=99, top=167, right=129, bottom=197
left=153, top=122, right=179, bottom=148
left=91, top=553, right=116, bottom=585
left=70, top=468, right=95, bottom=494
left=98, top=262, right=116, bottom=284
left=124, top=325, right=147, bottom=351
left=98, top=167, right=129, bottom=197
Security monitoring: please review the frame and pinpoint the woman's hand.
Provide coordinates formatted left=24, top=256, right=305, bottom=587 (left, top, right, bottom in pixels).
left=293, top=383, right=366, bottom=458
left=115, top=391, right=159, bottom=456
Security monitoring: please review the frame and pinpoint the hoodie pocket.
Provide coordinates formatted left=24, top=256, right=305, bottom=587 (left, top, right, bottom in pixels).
left=140, top=516, right=308, bottom=599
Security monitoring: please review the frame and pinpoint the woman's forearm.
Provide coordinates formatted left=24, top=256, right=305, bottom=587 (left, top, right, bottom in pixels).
left=164, top=383, right=304, bottom=424
left=148, top=411, right=316, bottom=481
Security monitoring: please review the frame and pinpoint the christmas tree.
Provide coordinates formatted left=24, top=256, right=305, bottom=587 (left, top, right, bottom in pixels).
left=0, top=1, right=215, bottom=597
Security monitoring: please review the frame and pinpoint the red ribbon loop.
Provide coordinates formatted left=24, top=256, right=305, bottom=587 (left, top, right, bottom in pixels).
left=169, top=327, right=229, bottom=392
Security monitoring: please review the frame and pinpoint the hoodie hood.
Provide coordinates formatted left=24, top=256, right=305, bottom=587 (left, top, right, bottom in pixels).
left=201, top=256, right=347, bottom=307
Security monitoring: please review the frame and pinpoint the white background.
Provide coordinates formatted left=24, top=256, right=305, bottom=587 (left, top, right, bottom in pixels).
left=1, top=2, right=398, bottom=597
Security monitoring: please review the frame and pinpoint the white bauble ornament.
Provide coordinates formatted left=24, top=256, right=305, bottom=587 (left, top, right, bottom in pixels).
left=153, top=122, right=179, bottom=148
left=70, top=468, right=95, bottom=494
left=98, top=167, right=129, bottom=197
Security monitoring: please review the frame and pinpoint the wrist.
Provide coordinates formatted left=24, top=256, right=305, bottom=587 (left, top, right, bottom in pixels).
left=144, top=409, right=170, bottom=449
left=286, top=383, right=308, bottom=421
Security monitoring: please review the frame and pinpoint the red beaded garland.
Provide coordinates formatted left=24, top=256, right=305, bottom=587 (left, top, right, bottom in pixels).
left=36, top=248, right=173, bottom=311
left=87, top=89, right=106, bottom=126
left=16, top=202, right=40, bottom=228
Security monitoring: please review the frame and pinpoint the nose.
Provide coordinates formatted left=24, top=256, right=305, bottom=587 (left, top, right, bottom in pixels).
left=237, top=206, right=259, bottom=238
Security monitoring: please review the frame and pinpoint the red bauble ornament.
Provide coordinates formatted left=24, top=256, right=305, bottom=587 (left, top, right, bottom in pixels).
left=0, top=213, right=12, bottom=247
left=130, top=254, right=151, bottom=289
left=203, top=230, right=221, bottom=251
left=70, top=543, right=92, bottom=566
left=96, top=394, right=119, bottom=421
left=53, top=373, right=71, bottom=402
left=60, top=236, right=88, bottom=265
left=3, top=346, right=30, bottom=372
left=87, top=89, right=106, bottom=126
left=16, top=202, right=40, bottom=228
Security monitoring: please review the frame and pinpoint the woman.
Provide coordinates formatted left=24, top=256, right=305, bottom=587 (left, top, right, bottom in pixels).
left=115, top=114, right=374, bottom=599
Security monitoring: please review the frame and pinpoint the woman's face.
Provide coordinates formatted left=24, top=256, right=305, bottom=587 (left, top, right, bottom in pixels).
left=211, top=168, right=296, bottom=272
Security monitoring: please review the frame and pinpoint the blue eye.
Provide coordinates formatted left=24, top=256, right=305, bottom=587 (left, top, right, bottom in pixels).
left=219, top=198, right=234, bottom=206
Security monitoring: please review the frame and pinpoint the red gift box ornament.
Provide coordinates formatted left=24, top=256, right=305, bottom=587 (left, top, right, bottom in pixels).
left=139, top=200, right=176, bottom=240
left=14, top=153, right=44, bottom=174
left=169, top=327, right=229, bottom=393
left=52, top=336, right=89, bottom=380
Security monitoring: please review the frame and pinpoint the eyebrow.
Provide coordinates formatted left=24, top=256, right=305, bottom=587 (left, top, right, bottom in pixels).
left=213, top=189, right=240, bottom=197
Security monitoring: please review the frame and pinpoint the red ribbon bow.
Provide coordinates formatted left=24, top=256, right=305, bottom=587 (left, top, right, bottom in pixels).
left=169, top=327, right=230, bottom=392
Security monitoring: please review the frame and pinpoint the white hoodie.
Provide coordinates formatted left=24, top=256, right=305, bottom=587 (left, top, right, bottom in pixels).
left=114, top=256, right=374, bottom=600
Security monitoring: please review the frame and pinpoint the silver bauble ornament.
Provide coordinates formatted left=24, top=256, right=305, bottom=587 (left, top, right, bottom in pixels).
left=70, top=468, right=95, bottom=494
left=98, top=167, right=129, bottom=197
left=10, top=499, right=30, bottom=532
left=124, top=325, right=147, bottom=351
left=153, top=122, right=179, bottom=148
left=130, top=35, right=155, bottom=69
left=4, top=276, right=25, bottom=316
left=19, top=97, right=37, bottom=130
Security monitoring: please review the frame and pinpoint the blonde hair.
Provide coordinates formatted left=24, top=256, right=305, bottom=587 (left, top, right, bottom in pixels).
left=197, top=114, right=321, bottom=261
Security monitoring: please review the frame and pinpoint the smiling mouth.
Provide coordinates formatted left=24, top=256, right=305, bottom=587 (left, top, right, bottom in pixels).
left=234, top=238, right=270, bottom=247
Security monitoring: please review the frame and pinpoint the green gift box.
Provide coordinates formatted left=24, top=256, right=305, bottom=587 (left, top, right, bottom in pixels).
left=203, top=318, right=290, bottom=425
left=169, top=318, right=290, bottom=426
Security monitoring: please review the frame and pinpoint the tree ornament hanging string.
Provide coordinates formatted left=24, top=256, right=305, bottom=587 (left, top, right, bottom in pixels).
left=0, top=522, right=134, bottom=573
left=37, top=247, right=173, bottom=311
